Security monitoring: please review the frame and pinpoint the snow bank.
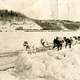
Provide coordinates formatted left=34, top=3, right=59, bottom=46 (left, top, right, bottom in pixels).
left=11, top=44, right=80, bottom=80
left=0, top=40, right=80, bottom=80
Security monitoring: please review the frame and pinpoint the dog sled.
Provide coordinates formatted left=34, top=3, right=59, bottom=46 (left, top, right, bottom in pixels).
left=27, top=42, right=53, bottom=54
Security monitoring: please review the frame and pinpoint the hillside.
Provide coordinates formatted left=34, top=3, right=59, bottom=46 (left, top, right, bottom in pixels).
left=0, top=9, right=42, bottom=31
left=0, top=9, right=27, bottom=21
left=0, top=9, right=80, bottom=31
left=34, top=19, right=80, bottom=30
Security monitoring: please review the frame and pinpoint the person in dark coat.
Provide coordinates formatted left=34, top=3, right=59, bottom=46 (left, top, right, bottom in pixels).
left=40, top=38, right=46, bottom=47
left=23, top=41, right=30, bottom=50
left=53, top=37, right=63, bottom=51
left=64, top=37, right=73, bottom=48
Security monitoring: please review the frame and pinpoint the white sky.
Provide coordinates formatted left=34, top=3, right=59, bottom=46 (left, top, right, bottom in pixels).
left=58, top=0, right=80, bottom=21
left=0, top=0, right=80, bottom=21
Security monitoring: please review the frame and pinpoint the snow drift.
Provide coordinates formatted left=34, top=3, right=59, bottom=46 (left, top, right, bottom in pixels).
left=8, top=43, right=80, bottom=80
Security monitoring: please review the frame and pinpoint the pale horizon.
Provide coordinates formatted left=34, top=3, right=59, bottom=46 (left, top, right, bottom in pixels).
left=0, top=0, right=80, bottom=21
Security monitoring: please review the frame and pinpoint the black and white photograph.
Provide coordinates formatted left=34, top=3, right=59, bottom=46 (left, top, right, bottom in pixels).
left=0, top=0, right=80, bottom=80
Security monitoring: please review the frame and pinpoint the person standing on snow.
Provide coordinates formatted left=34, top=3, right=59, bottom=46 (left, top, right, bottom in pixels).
left=64, top=37, right=73, bottom=48
left=53, top=37, right=63, bottom=51
left=23, top=41, right=30, bottom=51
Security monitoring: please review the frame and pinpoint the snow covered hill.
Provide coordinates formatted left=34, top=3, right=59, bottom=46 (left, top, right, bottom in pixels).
left=0, top=9, right=80, bottom=31
left=34, top=19, right=80, bottom=30
left=0, top=10, right=42, bottom=31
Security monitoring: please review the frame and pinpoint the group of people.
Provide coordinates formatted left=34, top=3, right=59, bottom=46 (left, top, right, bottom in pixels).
left=53, top=37, right=73, bottom=51
left=23, top=36, right=80, bottom=51
left=41, top=36, right=80, bottom=51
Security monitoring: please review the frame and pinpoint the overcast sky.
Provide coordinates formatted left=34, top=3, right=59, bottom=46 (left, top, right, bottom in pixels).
left=0, top=0, right=80, bottom=21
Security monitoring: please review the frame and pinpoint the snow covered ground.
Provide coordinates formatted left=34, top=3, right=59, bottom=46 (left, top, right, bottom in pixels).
left=0, top=31, right=80, bottom=51
left=0, top=31, right=80, bottom=80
